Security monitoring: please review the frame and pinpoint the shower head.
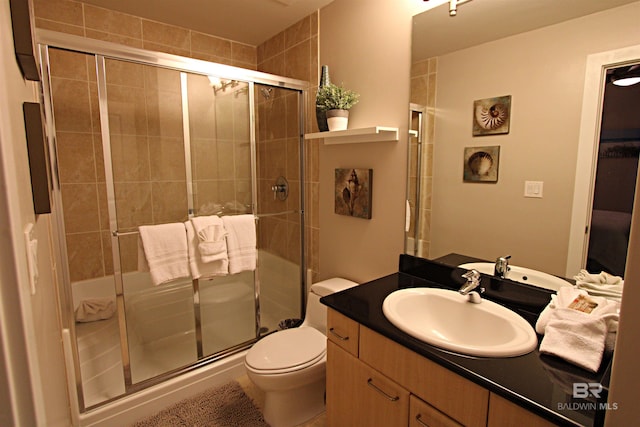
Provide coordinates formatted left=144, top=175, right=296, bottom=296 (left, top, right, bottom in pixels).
left=260, top=87, right=273, bottom=99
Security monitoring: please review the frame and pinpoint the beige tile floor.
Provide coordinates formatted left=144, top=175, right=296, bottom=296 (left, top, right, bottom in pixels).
left=237, top=375, right=326, bottom=427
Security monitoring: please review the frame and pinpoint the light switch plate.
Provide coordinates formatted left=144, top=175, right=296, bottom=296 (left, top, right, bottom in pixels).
left=524, top=181, right=543, bottom=198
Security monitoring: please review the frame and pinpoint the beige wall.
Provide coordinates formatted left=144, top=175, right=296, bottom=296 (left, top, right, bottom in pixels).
left=606, top=168, right=640, bottom=425
left=0, top=0, right=69, bottom=425
left=430, top=2, right=640, bottom=276
left=317, top=0, right=413, bottom=283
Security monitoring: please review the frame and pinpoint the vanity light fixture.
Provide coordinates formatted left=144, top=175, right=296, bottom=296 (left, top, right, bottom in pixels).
left=610, top=65, right=640, bottom=87
left=423, top=0, right=474, bottom=16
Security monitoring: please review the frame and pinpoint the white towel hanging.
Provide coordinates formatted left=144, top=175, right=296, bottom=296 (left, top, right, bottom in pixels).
left=139, top=223, right=190, bottom=286
left=222, top=214, right=257, bottom=274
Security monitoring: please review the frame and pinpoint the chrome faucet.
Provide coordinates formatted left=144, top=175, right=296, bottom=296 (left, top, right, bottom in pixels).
left=459, top=269, right=484, bottom=303
left=494, top=255, right=511, bottom=279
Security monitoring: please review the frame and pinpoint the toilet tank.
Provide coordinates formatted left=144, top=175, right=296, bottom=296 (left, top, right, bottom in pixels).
left=303, top=278, right=358, bottom=333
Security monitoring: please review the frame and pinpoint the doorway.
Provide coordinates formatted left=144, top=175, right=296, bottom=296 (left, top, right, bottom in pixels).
left=567, top=45, right=640, bottom=278
left=586, top=65, right=640, bottom=277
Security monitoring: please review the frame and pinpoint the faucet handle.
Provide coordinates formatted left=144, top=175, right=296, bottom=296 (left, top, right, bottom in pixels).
left=462, top=269, right=481, bottom=282
left=496, top=254, right=511, bottom=263
left=494, top=255, right=511, bottom=278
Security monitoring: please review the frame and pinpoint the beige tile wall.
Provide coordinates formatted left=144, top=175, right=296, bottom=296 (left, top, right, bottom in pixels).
left=36, top=0, right=320, bottom=281
left=34, top=0, right=257, bottom=68
left=257, top=12, right=320, bottom=281
left=410, top=57, right=437, bottom=258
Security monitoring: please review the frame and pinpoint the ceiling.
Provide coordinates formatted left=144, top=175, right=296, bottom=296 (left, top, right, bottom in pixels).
left=79, top=0, right=335, bottom=46
left=413, top=0, right=640, bottom=60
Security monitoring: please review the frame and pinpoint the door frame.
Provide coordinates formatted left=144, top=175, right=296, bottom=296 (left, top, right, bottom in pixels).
left=566, top=44, right=640, bottom=277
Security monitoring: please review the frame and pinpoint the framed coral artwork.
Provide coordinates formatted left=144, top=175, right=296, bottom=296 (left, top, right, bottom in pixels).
left=473, top=95, right=511, bottom=136
left=335, top=168, right=373, bottom=219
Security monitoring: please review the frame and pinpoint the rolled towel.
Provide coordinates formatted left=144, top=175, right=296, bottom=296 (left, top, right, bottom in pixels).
left=139, top=223, right=190, bottom=286
left=574, top=269, right=622, bottom=285
left=185, top=221, right=229, bottom=279
left=574, top=269, right=623, bottom=301
left=190, top=215, right=228, bottom=263
left=539, top=308, right=613, bottom=373
left=75, top=298, right=116, bottom=322
left=222, top=214, right=257, bottom=275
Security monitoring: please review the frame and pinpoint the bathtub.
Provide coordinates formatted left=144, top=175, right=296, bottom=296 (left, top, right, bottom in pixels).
left=68, top=250, right=302, bottom=425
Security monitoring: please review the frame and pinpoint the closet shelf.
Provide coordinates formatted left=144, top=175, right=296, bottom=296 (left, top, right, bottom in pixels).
left=304, top=126, right=399, bottom=144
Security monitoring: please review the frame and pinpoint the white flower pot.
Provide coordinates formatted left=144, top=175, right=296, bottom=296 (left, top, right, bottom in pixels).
left=326, top=109, right=349, bottom=131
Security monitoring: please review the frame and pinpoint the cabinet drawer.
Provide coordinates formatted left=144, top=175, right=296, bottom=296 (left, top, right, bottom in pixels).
left=488, top=393, right=557, bottom=427
left=360, top=326, right=489, bottom=427
left=327, top=341, right=409, bottom=427
left=327, top=308, right=359, bottom=356
left=410, top=395, right=463, bottom=427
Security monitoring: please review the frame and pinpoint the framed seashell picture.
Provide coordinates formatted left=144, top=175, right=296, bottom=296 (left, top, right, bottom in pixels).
left=473, top=95, right=511, bottom=136
left=334, top=168, right=373, bottom=219
left=463, top=146, right=500, bottom=182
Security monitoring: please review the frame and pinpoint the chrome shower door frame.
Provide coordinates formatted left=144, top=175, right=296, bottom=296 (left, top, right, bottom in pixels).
left=37, top=29, right=308, bottom=411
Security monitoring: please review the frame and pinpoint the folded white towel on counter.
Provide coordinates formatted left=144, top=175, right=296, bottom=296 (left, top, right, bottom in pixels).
left=573, top=269, right=623, bottom=301
left=222, top=214, right=257, bottom=274
left=75, top=298, right=116, bottom=322
left=185, top=221, right=229, bottom=279
left=537, top=287, right=620, bottom=372
left=539, top=308, right=614, bottom=373
left=139, top=223, right=190, bottom=286
left=190, top=215, right=228, bottom=263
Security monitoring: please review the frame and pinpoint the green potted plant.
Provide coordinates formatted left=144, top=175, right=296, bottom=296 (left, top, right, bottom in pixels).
left=316, top=82, right=360, bottom=131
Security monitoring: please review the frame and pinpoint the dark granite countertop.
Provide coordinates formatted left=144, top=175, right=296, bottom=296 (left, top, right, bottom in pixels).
left=320, top=254, right=612, bottom=427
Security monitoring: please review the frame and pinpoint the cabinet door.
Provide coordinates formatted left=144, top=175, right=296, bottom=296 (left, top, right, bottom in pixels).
left=359, top=326, right=489, bottom=427
left=488, top=393, right=557, bottom=427
left=327, top=308, right=360, bottom=356
left=327, top=341, right=409, bottom=427
left=410, top=395, right=463, bottom=427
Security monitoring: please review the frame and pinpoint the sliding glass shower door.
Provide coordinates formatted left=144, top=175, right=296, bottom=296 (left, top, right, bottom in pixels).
left=100, top=58, right=259, bottom=384
left=41, top=29, right=307, bottom=409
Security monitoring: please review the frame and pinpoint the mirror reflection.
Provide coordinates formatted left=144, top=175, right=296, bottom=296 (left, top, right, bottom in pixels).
left=407, top=0, right=640, bottom=280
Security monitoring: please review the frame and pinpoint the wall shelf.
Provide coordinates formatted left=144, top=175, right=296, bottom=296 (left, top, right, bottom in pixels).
left=304, top=126, right=399, bottom=144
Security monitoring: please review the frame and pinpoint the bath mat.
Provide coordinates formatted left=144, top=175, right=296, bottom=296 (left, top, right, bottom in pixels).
left=132, top=381, right=269, bottom=427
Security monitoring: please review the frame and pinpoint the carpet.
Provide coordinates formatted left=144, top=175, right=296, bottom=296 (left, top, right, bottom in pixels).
left=132, top=381, right=269, bottom=427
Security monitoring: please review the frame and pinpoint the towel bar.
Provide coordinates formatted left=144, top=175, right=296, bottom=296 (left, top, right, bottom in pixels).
left=111, top=210, right=301, bottom=237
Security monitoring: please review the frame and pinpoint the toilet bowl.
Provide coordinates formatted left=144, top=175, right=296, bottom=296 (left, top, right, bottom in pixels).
left=244, top=277, right=358, bottom=427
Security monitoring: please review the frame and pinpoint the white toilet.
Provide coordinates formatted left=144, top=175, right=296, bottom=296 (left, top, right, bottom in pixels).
left=244, top=277, right=358, bottom=427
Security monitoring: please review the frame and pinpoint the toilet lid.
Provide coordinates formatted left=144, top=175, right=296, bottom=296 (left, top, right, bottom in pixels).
left=245, top=327, right=326, bottom=373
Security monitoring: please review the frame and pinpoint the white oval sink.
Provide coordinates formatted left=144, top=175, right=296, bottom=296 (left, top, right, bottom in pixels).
left=458, top=262, right=572, bottom=291
left=382, top=288, right=537, bottom=357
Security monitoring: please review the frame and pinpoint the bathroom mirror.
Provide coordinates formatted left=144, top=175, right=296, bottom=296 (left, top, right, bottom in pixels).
left=408, top=0, right=640, bottom=279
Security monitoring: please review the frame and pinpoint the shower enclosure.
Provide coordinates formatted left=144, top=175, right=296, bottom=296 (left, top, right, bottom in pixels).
left=37, top=30, right=307, bottom=411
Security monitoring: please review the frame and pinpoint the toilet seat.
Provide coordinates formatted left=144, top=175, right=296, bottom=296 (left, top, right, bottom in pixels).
left=245, top=327, right=326, bottom=374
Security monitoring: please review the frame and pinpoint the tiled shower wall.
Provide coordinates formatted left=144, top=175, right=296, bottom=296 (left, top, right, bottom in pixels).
left=256, top=13, right=321, bottom=279
left=34, top=0, right=320, bottom=282
left=409, top=57, right=437, bottom=258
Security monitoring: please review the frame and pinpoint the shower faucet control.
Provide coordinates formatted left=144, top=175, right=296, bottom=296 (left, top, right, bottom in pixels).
left=271, top=176, right=289, bottom=201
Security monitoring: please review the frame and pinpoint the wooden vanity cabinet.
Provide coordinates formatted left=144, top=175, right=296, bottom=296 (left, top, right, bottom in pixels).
left=359, top=325, right=489, bottom=427
left=326, top=308, right=360, bottom=356
left=410, top=395, right=464, bottom=427
left=326, top=308, right=558, bottom=427
left=327, top=341, right=410, bottom=426
left=487, top=393, right=557, bottom=427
